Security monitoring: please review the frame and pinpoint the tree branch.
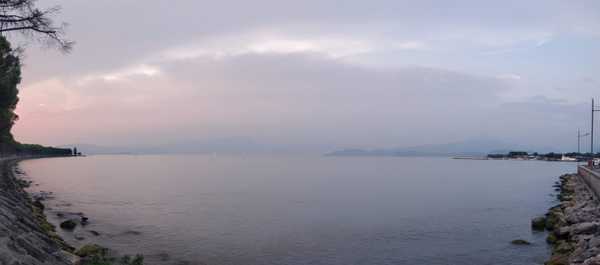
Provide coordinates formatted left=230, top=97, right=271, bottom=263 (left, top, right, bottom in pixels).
left=0, top=0, right=72, bottom=52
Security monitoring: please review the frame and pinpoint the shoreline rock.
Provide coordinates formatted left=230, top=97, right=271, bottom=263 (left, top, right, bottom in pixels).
left=60, top=219, right=78, bottom=230
left=0, top=158, right=73, bottom=264
left=14, top=158, right=146, bottom=265
left=532, top=216, right=547, bottom=231
left=539, top=173, right=600, bottom=264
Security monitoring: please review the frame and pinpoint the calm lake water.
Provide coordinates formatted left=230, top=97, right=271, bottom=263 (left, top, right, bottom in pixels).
left=21, top=155, right=575, bottom=265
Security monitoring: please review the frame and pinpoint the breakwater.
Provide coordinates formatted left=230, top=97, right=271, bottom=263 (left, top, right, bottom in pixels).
left=578, top=166, right=600, bottom=199
left=0, top=157, right=76, bottom=265
left=539, top=168, right=600, bottom=265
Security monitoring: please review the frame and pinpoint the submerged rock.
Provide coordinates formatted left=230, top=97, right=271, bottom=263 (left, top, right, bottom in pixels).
left=59, top=219, right=77, bottom=230
left=122, top=230, right=142, bottom=236
left=32, top=199, right=45, bottom=211
left=156, top=252, right=170, bottom=261
left=80, top=216, right=89, bottom=225
left=75, top=244, right=108, bottom=257
left=532, top=216, right=546, bottom=231
left=511, top=239, right=531, bottom=245
left=56, top=211, right=84, bottom=219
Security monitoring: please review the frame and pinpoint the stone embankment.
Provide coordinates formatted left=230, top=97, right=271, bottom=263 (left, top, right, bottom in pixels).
left=0, top=158, right=77, bottom=265
left=534, top=172, right=600, bottom=265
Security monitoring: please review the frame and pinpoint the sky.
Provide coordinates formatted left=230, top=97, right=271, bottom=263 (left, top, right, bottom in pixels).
left=8, top=0, right=600, bottom=153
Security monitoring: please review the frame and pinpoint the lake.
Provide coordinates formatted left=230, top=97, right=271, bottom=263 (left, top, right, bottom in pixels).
left=21, top=155, right=575, bottom=265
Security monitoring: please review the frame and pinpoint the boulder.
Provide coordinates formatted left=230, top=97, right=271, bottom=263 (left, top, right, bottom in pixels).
left=545, top=211, right=566, bottom=231
left=32, top=199, right=44, bottom=211
left=532, top=216, right=546, bottom=231
left=583, top=254, right=600, bottom=265
left=80, top=216, right=89, bottom=226
left=554, top=241, right=574, bottom=254
left=554, top=226, right=570, bottom=239
left=74, top=244, right=107, bottom=257
left=59, top=219, right=77, bottom=230
left=572, top=222, right=599, bottom=235
left=583, top=248, right=600, bottom=261
left=511, top=239, right=531, bottom=245
left=547, top=233, right=558, bottom=244
left=545, top=254, right=569, bottom=265
left=59, top=250, right=81, bottom=265
left=589, top=237, right=600, bottom=249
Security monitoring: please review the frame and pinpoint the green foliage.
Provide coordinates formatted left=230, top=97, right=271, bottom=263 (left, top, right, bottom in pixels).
left=76, top=244, right=144, bottom=265
left=0, top=35, right=20, bottom=145
left=0, top=36, right=73, bottom=155
left=15, top=143, right=73, bottom=156
left=507, top=151, right=528, bottom=157
left=75, top=244, right=108, bottom=257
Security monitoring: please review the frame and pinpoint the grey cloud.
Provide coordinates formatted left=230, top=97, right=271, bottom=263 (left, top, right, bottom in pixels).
left=15, top=53, right=525, bottom=149
left=11, top=0, right=600, bottom=152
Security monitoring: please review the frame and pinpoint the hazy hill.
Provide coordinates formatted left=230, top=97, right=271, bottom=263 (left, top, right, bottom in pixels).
left=326, top=138, right=561, bottom=157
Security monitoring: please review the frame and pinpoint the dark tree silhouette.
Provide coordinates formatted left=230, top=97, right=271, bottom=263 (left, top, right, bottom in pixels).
left=0, top=0, right=72, bottom=51
left=0, top=1, right=72, bottom=155
left=0, top=35, right=20, bottom=146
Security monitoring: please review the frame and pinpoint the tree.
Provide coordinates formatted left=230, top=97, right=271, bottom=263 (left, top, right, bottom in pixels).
left=0, top=0, right=71, bottom=153
left=0, top=35, right=20, bottom=146
left=0, top=0, right=73, bottom=51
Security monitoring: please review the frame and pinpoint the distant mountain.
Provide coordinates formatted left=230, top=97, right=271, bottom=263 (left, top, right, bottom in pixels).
left=326, top=138, right=558, bottom=157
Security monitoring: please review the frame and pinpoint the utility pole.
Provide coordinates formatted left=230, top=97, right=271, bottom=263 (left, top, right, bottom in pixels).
left=593, top=98, right=600, bottom=155
left=579, top=129, right=590, bottom=154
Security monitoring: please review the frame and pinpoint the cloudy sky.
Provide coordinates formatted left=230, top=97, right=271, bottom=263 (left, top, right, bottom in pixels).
left=8, top=0, right=600, bottom=152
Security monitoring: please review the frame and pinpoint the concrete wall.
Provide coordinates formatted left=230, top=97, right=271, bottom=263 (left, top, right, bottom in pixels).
left=578, top=166, right=600, bottom=199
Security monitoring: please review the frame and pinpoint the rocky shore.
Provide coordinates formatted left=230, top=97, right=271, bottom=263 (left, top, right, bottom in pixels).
left=535, top=172, right=600, bottom=265
left=0, top=158, right=77, bottom=265
left=0, top=157, right=145, bottom=265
